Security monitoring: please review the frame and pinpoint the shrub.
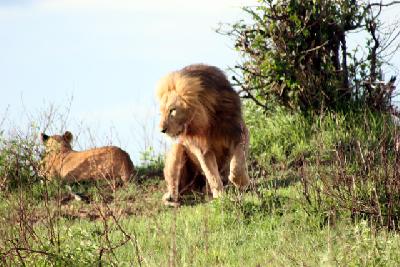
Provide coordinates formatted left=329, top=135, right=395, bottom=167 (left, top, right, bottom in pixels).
left=0, top=128, right=43, bottom=191
left=222, top=0, right=398, bottom=113
left=135, top=146, right=164, bottom=181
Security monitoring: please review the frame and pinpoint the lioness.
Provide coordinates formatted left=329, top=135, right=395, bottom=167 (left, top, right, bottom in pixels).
left=40, top=131, right=135, bottom=183
left=156, top=64, right=250, bottom=206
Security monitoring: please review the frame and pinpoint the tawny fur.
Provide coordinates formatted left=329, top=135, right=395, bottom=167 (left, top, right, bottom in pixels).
left=40, top=131, right=135, bottom=183
left=156, top=64, right=250, bottom=204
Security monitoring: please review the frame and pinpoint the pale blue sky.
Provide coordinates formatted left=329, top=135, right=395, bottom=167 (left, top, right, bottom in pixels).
left=0, top=0, right=256, bottom=163
left=0, top=0, right=399, bottom=164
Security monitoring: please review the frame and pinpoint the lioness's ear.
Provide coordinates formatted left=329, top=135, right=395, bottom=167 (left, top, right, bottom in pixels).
left=63, top=131, right=73, bottom=143
left=41, top=133, right=49, bottom=143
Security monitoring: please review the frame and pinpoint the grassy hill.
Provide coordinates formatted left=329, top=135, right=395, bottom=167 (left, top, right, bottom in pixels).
left=2, top=105, right=400, bottom=266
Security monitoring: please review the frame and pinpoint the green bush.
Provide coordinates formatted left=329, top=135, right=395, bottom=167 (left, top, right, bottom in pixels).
left=135, top=146, right=164, bottom=180
left=0, top=130, right=43, bottom=191
left=223, top=0, right=397, bottom=113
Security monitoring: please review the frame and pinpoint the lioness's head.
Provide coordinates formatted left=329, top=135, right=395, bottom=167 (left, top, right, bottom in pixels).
left=41, top=131, right=73, bottom=153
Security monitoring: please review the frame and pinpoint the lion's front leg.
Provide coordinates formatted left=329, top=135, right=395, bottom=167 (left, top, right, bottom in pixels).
left=192, top=148, right=224, bottom=198
left=228, top=143, right=250, bottom=189
left=163, top=143, right=187, bottom=206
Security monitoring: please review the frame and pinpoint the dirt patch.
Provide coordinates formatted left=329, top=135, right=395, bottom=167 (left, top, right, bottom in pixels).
left=0, top=176, right=167, bottom=229
left=54, top=177, right=167, bottom=221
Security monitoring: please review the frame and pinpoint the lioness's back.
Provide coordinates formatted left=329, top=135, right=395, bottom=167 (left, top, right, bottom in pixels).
left=62, top=146, right=134, bottom=181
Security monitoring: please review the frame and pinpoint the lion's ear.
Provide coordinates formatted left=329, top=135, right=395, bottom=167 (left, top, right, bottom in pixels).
left=41, top=133, right=49, bottom=143
left=63, top=131, right=73, bottom=143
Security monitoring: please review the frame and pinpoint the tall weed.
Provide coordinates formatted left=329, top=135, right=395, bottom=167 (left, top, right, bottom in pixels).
left=246, top=102, right=400, bottom=229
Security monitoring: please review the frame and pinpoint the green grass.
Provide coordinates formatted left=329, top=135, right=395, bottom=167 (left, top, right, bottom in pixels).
left=2, top=177, right=400, bottom=266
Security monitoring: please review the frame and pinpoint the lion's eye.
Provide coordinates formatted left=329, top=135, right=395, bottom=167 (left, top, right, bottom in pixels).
left=170, top=108, right=177, bottom=117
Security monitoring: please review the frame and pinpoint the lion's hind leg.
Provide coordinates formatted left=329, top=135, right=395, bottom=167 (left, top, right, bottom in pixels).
left=228, top=143, right=250, bottom=189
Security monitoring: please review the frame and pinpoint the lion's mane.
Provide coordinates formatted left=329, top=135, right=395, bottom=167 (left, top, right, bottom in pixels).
left=156, top=64, right=244, bottom=146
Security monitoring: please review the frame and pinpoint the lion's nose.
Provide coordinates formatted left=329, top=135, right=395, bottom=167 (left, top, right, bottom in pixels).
left=161, top=128, right=167, bottom=133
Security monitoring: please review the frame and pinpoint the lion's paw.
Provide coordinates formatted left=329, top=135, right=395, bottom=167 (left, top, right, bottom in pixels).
left=162, top=192, right=180, bottom=207
left=211, top=189, right=224, bottom=199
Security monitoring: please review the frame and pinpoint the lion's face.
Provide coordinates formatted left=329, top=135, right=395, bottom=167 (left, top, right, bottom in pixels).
left=159, top=91, right=190, bottom=138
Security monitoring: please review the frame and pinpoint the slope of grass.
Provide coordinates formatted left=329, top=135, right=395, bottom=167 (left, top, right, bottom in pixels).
left=2, top=177, right=400, bottom=266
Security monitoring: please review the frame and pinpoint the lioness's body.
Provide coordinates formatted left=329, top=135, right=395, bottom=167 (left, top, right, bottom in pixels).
left=41, top=132, right=134, bottom=182
left=157, top=64, right=250, bottom=205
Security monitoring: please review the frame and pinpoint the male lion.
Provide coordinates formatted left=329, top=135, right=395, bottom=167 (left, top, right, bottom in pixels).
left=40, top=131, right=135, bottom=183
left=156, top=64, right=250, bottom=206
